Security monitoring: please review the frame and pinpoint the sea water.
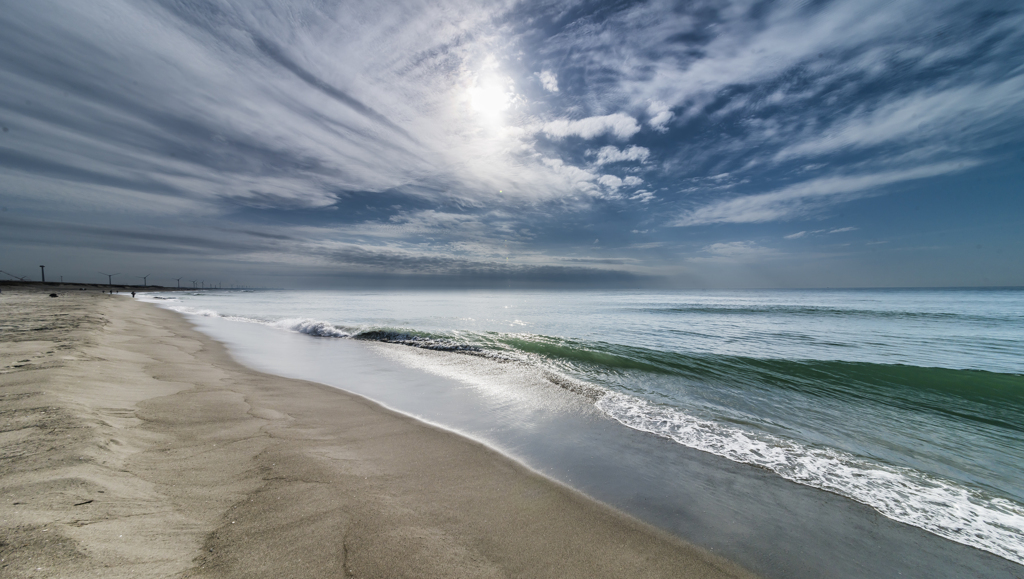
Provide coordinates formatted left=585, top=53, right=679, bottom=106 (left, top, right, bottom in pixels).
left=143, top=288, right=1024, bottom=574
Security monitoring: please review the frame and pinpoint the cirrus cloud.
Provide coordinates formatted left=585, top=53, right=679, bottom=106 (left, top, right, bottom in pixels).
left=672, top=161, right=980, bottom=227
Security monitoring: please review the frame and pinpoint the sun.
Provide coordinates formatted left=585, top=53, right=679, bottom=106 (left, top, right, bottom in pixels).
left=468, top=78, right=513, bottom=123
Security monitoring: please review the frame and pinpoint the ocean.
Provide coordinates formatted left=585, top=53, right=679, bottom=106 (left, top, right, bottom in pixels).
left=143, top=288, right=1024, bottom=577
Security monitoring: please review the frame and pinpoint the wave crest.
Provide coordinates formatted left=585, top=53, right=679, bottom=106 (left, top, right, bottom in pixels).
left=274, top=318, right=353, bottom=338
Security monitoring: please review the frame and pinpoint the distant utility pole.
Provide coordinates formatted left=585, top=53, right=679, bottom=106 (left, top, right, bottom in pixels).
left=39, top=265, right=45, bottom=283
left=98, top=271, right=120, bottom=286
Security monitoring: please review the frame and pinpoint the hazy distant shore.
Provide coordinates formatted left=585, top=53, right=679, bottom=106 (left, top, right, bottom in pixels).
left=0, top=281, right=216, bottom=292
left=0, top=287, right=754, bottom=578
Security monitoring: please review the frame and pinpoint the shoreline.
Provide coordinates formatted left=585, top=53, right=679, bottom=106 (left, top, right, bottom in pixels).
left=0, top=288, right=755, bottom=577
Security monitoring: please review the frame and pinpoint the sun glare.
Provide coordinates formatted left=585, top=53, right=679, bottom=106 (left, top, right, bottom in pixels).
left=468, top=78, right=513, bottom=123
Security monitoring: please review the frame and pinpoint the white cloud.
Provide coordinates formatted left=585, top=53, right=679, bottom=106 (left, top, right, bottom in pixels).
left=647, top=101, right=674, bottom=132
left=705, top=242, right=749, bottom=255
left=629, top=190, right=655, bottom=203
left=595, top=145, right=650, bottom=165
left=542, top=113, right=641, bottom=140
left=784, top=227, right=855, bottom=239
left=623, top=176, right=644, bottom=187
left=541, top=157, right=600, bottom=194
left=672, top=161, right=979, bottom=227
left=598, top=174, right=624, bottom=190
left=701, top=241, right=773, bottom=259
left=538, top=70, right=559, bottom=92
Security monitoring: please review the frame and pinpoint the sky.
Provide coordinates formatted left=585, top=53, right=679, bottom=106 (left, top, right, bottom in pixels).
left=1, top=0, right=1022, bottom=289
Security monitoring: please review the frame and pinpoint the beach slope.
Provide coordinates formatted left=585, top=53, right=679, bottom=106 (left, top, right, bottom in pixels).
left=0, top=288, right=755, bottom=578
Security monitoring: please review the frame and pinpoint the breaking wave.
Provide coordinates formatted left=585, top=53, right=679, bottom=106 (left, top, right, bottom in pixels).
left=596, top=392, right=1024, bottom=565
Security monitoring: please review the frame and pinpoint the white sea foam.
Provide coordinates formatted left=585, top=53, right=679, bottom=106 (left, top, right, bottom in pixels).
left=596, top=392, right=1024, bottom=565
left=162, top=305, right=226, bottom=318
left=154, top=302, right=358, bottom=339
left=273, top=318, right=353, bottom=338
left=150, top=302, right=262, bottom=325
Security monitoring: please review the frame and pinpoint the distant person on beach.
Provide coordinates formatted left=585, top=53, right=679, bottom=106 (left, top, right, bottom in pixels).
left=131, top=291, right=136, bottom=298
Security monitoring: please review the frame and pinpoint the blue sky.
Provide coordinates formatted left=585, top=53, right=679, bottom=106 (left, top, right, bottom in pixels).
left=1, top=0, right=1022, bottom=288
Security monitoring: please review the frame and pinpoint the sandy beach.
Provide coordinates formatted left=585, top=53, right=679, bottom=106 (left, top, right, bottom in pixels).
left=0, top=287, right=756, bottom=578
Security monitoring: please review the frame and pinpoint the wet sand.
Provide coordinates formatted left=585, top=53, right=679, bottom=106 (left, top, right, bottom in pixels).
left=0, top=287, right=756, bottom=578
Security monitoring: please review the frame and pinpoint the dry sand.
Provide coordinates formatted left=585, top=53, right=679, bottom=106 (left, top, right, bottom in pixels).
left=0, top=287, right=757, bottom=578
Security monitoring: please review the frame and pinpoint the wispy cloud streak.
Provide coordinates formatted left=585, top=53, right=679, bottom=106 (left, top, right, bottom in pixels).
left=672, top=161, right=979, bottom=226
